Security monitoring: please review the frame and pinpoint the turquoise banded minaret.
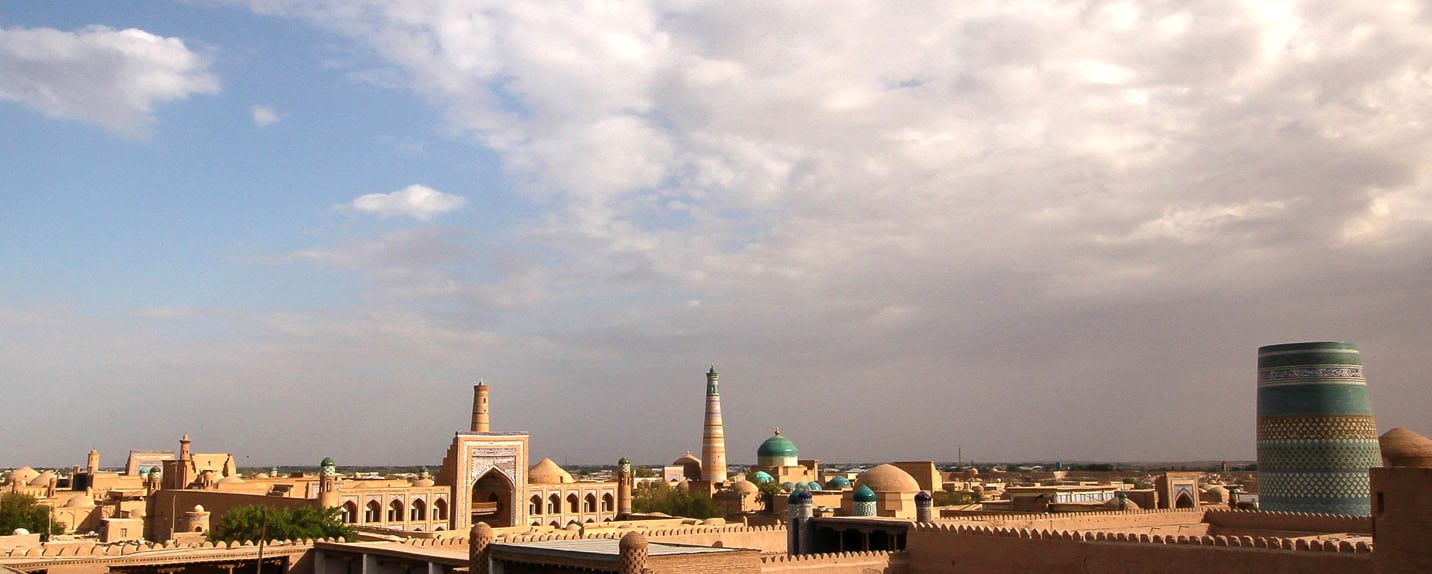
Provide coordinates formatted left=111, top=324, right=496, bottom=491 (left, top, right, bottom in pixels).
left=1257, top=341, right=1381, bottom=515
left=701, top=365, right=728, bottom=483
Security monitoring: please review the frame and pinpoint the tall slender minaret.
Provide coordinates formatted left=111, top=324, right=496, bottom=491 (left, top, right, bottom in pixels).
left=700, top=365, right=728, bottom=483
left=471, top=381, right=490, bottom=432
left=617, top=457, right=633, bottom=517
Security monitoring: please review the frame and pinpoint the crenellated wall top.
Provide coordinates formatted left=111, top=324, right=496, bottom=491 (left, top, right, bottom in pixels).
left=909, top=522, right=1373, bottom=554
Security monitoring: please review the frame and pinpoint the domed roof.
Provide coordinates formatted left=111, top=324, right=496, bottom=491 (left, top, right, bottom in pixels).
left=730, top=479, right=758, bottom=494
left=781, top=481, right=796, bottom=491
left=216, top=474, right=246, bottom=486
left=191, top=505, right=207, bottom=513
left=673, top=451, right=702, bottom=466
left=1381, top=427, right=1432, bottom=467
left=788, top=489, right=812, bottom=504
left=320, top=457, right=335, bottom=467
left=853, top=485, right=877, bottom=502
left=63, top=495, right=95, bottom=508
left=758, top=428, right=799, bottom=459
left=806, top=481, right=822, bottom=491
left=826, top=476, right=852, bottom=488
left=9, top=467, right=39, bottom=485
left=1102, top=496, right=1141, bottom=511
left=856, top=464, right=920, bottom=493
left=529, top=458, right=574, bottom=484
left=751, top=471, right=774, bottom=484
left=414, top=466, right=434, bottom=486
left=915, top=491, right=932, bottom=502
left=1203, top=485, right=1229, bottom=503
left=619, top=531, right=648, bottom=550
left=12, top=528, right=29, bottom=536
left=28, top=471, right=55, bottom=486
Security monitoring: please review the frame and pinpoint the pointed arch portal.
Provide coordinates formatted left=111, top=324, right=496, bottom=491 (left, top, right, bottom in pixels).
left=471, top=468, right=515, bottom=527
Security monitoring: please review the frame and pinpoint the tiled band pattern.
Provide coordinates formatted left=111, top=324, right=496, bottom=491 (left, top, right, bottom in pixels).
left=1256, top=342, right=1380, bottom=516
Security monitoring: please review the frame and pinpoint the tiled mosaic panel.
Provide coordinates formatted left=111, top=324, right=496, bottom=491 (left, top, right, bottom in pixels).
left=1260, top=471, right=1372, bottom=515
left=1256, top=442, right=1383, bottom=471
left=1257, top=415, right=1378, bottom=441
left=1257, top=366, right=1365, bottom=386
left=1258, top=495, right=1371, bottom=515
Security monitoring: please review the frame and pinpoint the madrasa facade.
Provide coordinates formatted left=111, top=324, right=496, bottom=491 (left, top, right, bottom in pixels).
left=3, top=382, right=630, bottom=543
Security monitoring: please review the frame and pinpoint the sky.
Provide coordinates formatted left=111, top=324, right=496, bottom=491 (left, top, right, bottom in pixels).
left=2, top=1, right=1430, bottom=469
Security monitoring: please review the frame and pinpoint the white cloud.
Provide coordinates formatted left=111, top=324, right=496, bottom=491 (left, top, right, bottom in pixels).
left=1112, top=200, right=1289, bottom=244
left=250, top=104, right=280, bottom=127
left=0, top=25, right=218, bottom=136
left=198, top=1, right=1432, bottom=463
left=347, top=184, right=467, bottom=221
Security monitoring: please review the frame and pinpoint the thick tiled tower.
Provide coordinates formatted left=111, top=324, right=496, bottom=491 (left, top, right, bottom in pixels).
left=1257, top=341, right=1382, bottom=515
left=701, top=365, right=728, bottom=483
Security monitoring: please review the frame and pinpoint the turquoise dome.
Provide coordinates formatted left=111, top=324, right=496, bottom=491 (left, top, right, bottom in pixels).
left=751, top=471, right=774, bottom=484
left=807, top=481, right=822, bottom=491
left=826, top=476, right=851, bottom=488
left=320, top=457, right=335, bottom=467
left=781, top=481, right=796, bottom=491
left=757, top=429, right=799, bottom=460
left=853, top=485, right=877, bottom=503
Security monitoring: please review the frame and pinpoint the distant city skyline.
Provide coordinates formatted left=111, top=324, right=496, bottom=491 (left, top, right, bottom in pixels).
left=3, top=1, right=1430, bottom=468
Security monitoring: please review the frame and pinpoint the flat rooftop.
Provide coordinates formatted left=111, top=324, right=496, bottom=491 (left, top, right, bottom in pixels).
left=492, top=538, right=743, bottom=559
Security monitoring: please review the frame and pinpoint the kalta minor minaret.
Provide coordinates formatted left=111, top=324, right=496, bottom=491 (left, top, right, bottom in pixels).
left=701, top=365, right=728, bottom=483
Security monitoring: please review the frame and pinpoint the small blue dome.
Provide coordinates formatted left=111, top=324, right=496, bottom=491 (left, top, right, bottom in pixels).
left=826, top=476, right=851, bottom=488
left=807, top=481, right=822, bottom=491
left=915, top=491, right=932, bottom=502
left=788, top=489, right=813, bottom=504
left=781, top=481, right=796, bottom=491
left=853, top=485, right=877, bottom=503
left=751, top=471, right=774, bottom=484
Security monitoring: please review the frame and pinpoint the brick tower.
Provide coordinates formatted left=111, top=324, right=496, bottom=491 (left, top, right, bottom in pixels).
left=471, top=381, right=490, bottom=432
left=701, top=365, right=728, bottom=483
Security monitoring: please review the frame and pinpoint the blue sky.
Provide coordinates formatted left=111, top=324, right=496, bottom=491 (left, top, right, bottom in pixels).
left=3, top=1, right=1431, bottom=468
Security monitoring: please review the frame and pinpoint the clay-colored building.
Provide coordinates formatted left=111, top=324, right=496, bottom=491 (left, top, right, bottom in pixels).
left=3, top=382, right=623, bottom=545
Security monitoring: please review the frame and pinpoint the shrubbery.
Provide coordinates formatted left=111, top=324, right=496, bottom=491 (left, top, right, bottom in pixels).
left=0, top=493, right=64, bottom=535
left=209, top=505, right=355, bottom=543
left=632, top=482, right=721, bottom=519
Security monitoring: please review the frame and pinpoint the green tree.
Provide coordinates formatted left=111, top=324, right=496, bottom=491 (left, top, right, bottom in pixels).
left=755, top=481, right=782, bottom=513
left=0, top=493, right=63, bottom=535
left=632, top=482, right=721, bottom=519
left=210, top=505, right=355, bottom=543
left=932, top=490, right=977, bottom=506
